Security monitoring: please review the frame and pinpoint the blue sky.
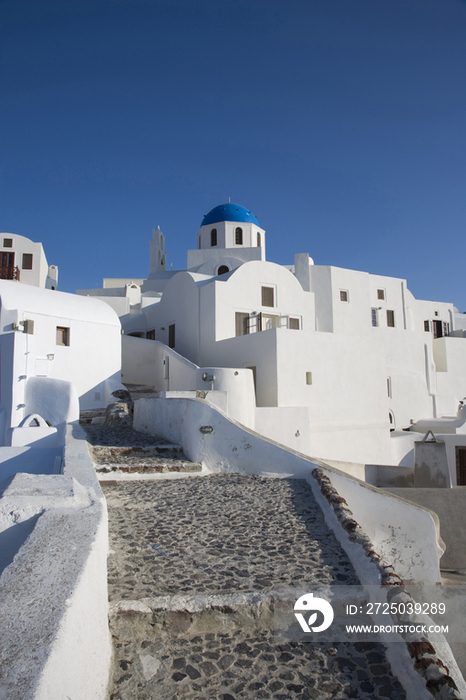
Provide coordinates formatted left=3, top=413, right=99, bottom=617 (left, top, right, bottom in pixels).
left=1, top=0, right=466, bottom=310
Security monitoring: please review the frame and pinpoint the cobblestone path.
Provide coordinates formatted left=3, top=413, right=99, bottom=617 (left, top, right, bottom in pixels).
left=104, top=473, right=407, bottom=699
left=84, top=426, right=202, bottom=475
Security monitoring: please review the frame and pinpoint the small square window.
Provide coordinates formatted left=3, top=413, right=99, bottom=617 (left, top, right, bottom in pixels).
left=377, top=289, right=385, bottom=300
left=387, top=310, right=395, bottom=327
left=289, top=318, right=299, bottom=330
left=340, top=290, right=348, bottom=302
left=56, top=326, right=70, bottom=346
left=262, top=286, right=274, bottom=307
left=3, top=238, right=12, bottom=248
left=22, top=253, right=33, bottom=270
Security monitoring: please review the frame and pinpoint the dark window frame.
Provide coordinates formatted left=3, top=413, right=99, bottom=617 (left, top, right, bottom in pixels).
left=56, top=326, right=70, bottom=346
left=22, top=253, right=33, bottom=270
left=168, top=324, right=175, bottom=348
left=261, top=286, right=274, bottom=307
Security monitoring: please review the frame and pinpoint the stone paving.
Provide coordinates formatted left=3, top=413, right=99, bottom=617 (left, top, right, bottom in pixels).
left=102, top=471, right=408, bottom=699
left=84, top=426, right=202, bottom=475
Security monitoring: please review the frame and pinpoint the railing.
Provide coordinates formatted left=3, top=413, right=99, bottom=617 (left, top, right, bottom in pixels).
left=0, top=265, right=20, bottom=281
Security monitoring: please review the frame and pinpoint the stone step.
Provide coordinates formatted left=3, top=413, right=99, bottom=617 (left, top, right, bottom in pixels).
left=91, top=444, right=184, bottom=459
left=109, top=592, right=274, bottom=641
left=96, top=461, right=202, bottom=475
left=108, top=600, right=405, bottom=700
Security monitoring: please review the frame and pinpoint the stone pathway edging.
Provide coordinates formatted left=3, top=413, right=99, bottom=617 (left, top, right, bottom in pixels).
left=311, top=467, right=464, bottom=700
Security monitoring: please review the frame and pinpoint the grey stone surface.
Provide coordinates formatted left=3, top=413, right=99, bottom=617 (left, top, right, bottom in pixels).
left=104, top=472, right=408, bottom=699
left=84, top=425, right=202, bottom=474
left=104, top=476, right=358, bottom=601
left=109, top=630, right=406, bottom=700
left=105, top=401, right=134, bottom=427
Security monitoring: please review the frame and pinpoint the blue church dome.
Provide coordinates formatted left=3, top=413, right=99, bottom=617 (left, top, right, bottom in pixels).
left=201, top=203, right=260, bottom=227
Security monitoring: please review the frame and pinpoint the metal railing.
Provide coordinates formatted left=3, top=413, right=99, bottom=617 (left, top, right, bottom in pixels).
left=0, top=265, right=20, bottom=281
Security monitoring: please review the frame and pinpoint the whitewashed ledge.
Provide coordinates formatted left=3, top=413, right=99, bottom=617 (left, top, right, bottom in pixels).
left=0, top=422, right=111, bottom=700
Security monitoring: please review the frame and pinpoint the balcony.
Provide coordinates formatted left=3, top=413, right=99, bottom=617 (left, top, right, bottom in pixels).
left=0, top=265, right=20, bottom=281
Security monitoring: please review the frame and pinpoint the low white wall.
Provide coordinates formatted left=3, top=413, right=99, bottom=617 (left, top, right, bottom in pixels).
left=0, top=423, right=111, bottom=700
left=122, top=335, right=256, bottom=427
left=134, top=397, right=442, bottom=583
left=254, top=406, right=311, bottom=455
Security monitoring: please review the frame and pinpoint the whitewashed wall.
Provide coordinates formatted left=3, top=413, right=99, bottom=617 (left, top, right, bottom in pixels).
left=122, top=335, right=256, bottom=427
left=0, top=423, right=111, bottom=700
left=0, top=282, right=123, bottom=416
left=133, top=396, right=442, bottom=583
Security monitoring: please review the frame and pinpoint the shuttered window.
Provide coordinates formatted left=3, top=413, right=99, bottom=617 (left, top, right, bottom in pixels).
left=235, top=312, right=249, bottom=336
left=262, top=286, right=274, bottom=307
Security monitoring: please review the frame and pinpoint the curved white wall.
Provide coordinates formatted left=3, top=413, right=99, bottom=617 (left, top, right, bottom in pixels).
left=134, top=396, right=442, bottom=584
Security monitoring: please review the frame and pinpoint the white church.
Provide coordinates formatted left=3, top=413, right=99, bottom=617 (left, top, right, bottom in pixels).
left=77, top=202, right=466, bottom=478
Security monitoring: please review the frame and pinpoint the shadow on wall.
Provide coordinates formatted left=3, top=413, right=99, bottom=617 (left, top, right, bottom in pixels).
left=121, top=335, right=256, bottom=427
left=0, top=513, right=39, bottom=576
left=0, top=447, right=62, bottom=481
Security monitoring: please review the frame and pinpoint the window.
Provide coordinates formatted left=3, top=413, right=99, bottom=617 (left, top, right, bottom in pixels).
left=235, top=312, right=249, bottom=336
left=257, top=232, right=261, bottom=247
left=371, top=308, right=378, bottom=327
left=22, top=253, right=33, bottom=270
left=386, top=310, right=395, bottom=327
left=340, top=290, right=348, bottom=302
left=198, top=235, right=201, bottom=250
left=424, top=320, right=431, bottom=332
left=261, top=314, right=279, bottom=330
left=377, top=289, right=385, bottom=300
left=56, top=326, right=70, bottom=346
left=456, top=447, right=466, bottom=486
left=306, top=372, right=312, bottom=385
left=217, top=265, right=229, bottom=275
left=211, top=228, right=217, bottom=246
left=262, top=286, right=274, bottom=307
left=443, top=321, right=450, bottom=337
left=235, top=227, right=243, bottom=245
left=289, top=318, right=300, bottom=330
left=3, top=238, right=12, bottom=248
left=387, top=377, right=392, bottom=398
left=146, top=329, right=156, bottom=340
left=168, top=324, right=175, bottom=348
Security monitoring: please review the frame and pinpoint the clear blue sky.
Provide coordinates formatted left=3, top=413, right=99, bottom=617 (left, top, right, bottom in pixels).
left=1, top=0, right=466, bottom=310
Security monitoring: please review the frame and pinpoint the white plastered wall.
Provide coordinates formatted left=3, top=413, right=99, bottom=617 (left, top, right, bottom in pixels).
left=133, top=396, right=442, bottom=584
left=0, top=282, right=124, bottom=416
left=121, top=335, right=256, bottom=427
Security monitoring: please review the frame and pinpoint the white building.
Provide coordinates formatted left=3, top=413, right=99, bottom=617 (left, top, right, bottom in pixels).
left=77, top=203, right=466, bottom=472
left=0, top=280, right=124, bottom=446
left=0, top=232, right=58, bottom=289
